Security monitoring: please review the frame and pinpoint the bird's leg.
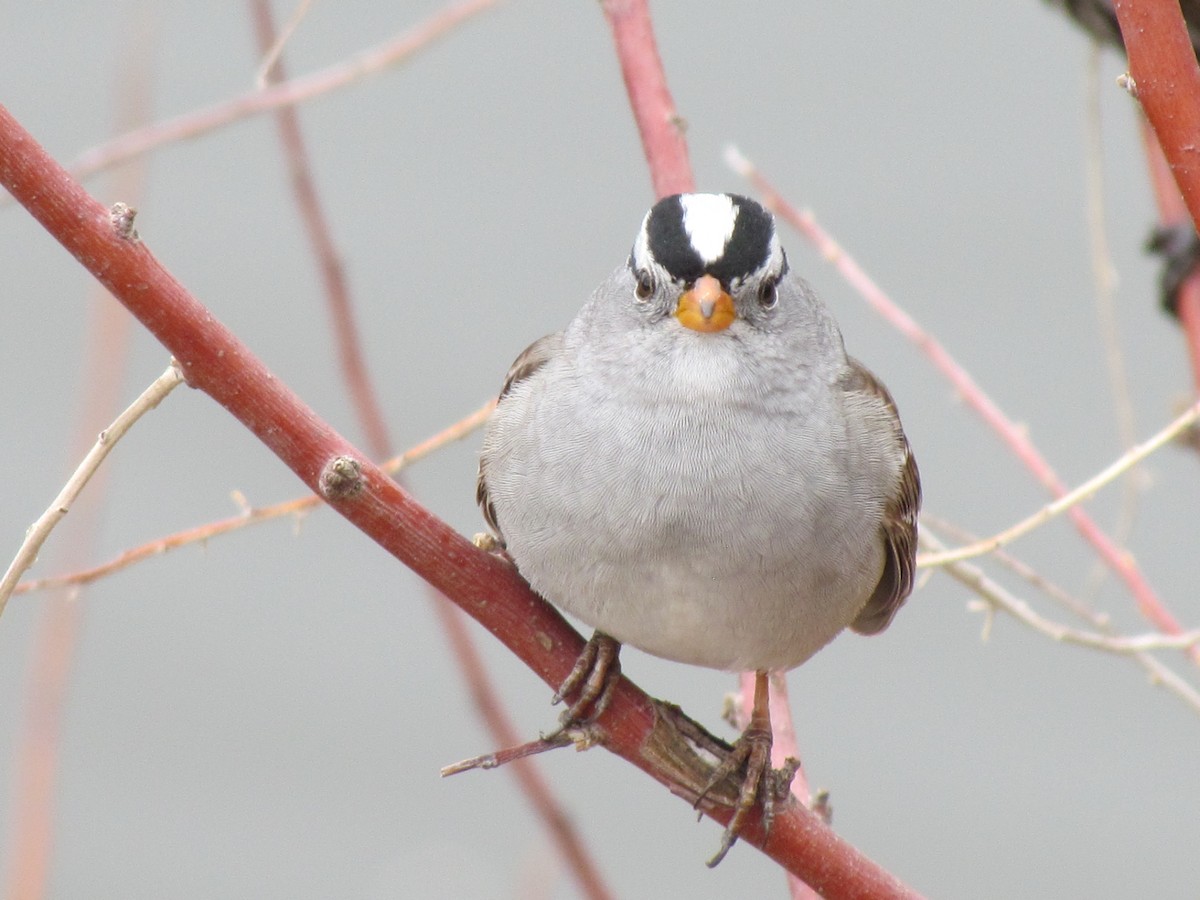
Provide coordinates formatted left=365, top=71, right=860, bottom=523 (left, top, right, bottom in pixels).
left=696, top=669, right=795, bottom=867
left=551, top=630, right=622, bottom=726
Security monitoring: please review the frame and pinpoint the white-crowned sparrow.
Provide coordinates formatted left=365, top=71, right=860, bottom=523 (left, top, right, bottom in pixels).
left=477, top=192, right=920, bottom=862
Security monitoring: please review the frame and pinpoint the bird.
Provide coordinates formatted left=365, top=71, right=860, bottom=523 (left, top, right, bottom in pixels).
left=476, top=192, right=920, bottom=864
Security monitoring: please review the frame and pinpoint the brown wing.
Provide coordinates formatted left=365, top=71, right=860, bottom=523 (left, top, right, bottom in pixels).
left=840, top=359, right=922, bottom=636
left=475, top=333, right=562, bottom=539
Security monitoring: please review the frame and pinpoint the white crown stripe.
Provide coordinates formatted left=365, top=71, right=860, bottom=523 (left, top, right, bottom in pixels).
left=679, top=194, right=738, bottom=264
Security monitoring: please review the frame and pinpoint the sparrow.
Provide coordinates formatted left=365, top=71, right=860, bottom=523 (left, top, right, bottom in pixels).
left=477, top=192, right=920, bottom=863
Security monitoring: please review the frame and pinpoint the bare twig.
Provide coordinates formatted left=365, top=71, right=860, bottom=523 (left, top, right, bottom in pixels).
left=254, top=0, right=316, bottom=87
left=63, top=0, right=497, bottom=186
left=921, top=531, right=1200, bottom=716
left=919, top=399, right=1200, bottom=567
left=1082, top=40, right=1143, bottom=598
left=249, top=0, right=391, bottom=461
left=251, top=11, right=611, bottom=891
left=1084, top=42, right=1138, bottom=452
left=14, top=399, right=495, bottom=596
left=431, top=599, right=616, bottom=900
left=725, top=144, right=1196, bottom=658
left=0, top=363, right=183, bottom=620
left=919, top=513, right=1108, bottom=627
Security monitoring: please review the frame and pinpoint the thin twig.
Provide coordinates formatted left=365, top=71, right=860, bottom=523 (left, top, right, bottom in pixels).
left=1082, top=39, right=1143, bottom=599
left=0, top=363, right=183, bottom=620
left=1084, top=42, right=1139, bottom=456
left=919, top=513, right=1108, bottom=627
left=921, top=531, right=1200, bottom=716
left=725, top=144, right=1196, bottom=658
left=918, top=400, right=1200, bottom=567
left=249, top=0, right=391, bottom=460
left=254, top=0, right=316, bottom=88
left=600, top=9, right=831, bottom=893
left=14, top=399, right=494, bottom=596
left=63, top=0, right=497, bottom=186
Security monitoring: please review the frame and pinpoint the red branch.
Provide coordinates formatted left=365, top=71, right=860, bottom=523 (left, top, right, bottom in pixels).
left=0, top=104, right=918, bottom=898
left=601, top=0, right=694, bottom=197
left=1115, top=0, right=1200, bottom=389
left=1138, top=115, right=1200, bottom=388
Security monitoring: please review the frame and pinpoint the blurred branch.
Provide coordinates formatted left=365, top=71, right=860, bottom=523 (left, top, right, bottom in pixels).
left=60, top=0, right=497, bottom=186
left=1082, top=40, right=1143, bottom=600
left=249, top=0, right=391, bottom=461
left=254, top=0, right=315, bottom=87
left=2, top=44, right=157, bottom=896
left=602, top=6, right=858, bottom=895
left=0, top=104, right=918, bottom=900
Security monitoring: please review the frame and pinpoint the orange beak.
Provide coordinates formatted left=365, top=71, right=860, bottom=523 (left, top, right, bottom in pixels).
left=674, top=274, right=736, bottom=332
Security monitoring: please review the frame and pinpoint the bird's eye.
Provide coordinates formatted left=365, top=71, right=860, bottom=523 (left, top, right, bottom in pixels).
left=757, top=276, right=779, bottom=309
left=635, top=269, right=655, bottom=301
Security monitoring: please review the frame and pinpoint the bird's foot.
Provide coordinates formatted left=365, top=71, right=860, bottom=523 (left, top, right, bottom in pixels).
left=694, top=717, right=799, bottom=867
left=549, top=631, right=622, bottom=729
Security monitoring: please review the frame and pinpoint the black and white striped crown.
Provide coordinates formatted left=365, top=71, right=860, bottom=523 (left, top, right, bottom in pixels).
left=631, top=193, right=785, bottom=285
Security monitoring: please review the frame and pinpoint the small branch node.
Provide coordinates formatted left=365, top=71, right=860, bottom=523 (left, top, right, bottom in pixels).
left=1117, top=72, right=1138, bottom=97
left=318, top=455, right=364, bottom=501
left=109, top=201, right=139, bottom=240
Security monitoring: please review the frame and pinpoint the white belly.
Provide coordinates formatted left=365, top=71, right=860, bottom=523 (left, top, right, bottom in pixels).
left=484, top=367, right=887, bottom=672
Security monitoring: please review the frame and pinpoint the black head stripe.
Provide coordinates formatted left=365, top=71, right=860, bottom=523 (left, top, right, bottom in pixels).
left=645, top=194, right=705, bottom=282
left=708, top=194, right=775, bottom=284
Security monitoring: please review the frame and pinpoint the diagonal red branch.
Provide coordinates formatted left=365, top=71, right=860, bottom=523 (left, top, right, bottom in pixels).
left=0, top=104, right=918, bottom=899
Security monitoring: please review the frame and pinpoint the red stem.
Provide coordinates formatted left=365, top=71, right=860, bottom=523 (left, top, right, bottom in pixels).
left=1137, top=115, right=1200, bottom=390
left=601, top=0, right=694, bottom=197
left=0, top=104, right=918, bottom=898
left=1115, top=0, right=1200, bottom=390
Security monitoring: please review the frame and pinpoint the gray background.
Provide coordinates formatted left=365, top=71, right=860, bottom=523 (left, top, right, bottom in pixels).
left=2, top=1, right=1198, bottom=897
